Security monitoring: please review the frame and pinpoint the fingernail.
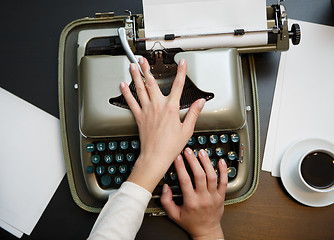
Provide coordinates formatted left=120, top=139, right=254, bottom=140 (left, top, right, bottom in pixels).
left=176, top=154, right=182, bottom=161
left=179, top=58, right=185, bottom=66
left=199, top=149, right=207, bottom=157
left=139, top=57, right=144, bottom=65
left=185, top=147, right=193, bottom=155
left=130, top=63, right=136, bottom=71
left=162, top=184, right=168, bottom=193
left=197, top=98, right=205, bottom=109
left=220, top=159, right=226, bottom=166
left=120, top=82, right=125, bottom=89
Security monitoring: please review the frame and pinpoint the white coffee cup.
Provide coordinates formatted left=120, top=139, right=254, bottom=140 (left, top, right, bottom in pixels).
left=298, top=148, right=334, bottom=193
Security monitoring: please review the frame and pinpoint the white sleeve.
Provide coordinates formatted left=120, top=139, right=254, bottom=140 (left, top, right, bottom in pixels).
left=87, top=181, right=152, bottom=240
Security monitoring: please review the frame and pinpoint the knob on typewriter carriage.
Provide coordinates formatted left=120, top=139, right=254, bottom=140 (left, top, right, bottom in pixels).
left=289, top=23, right=301, bottom=45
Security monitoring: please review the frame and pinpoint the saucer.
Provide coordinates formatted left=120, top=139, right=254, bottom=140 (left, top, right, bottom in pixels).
left=280, top=138, right=334, bottom=207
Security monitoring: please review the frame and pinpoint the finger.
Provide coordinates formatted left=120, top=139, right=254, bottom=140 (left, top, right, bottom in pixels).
left=120, top=82, right=141, bottom=118
left=198, top=149, right=218, bottom=193
left=160, top=184, right=181, bottom=222
left=139, top=57, right=162, bottom=100
left=169, top=58, right=187, bottom=103
left=174, top=154, right=195, bottom=196
left=182, top=98, right=205, bottom=137
left=217, top=159, right=228, bottom=198
left=130, top=63, right=149, bottom=105
left=184, top=147, right=207, bottom=192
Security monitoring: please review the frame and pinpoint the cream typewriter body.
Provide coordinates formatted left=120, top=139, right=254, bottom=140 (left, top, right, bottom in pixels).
left=74, top=4, right=300, bottom=201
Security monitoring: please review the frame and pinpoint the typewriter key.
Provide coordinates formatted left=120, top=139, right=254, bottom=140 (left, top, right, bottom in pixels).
left=228, top=167, right=237, bottom=178
left=101, top=175, right=111, bottom=186
left=220, top=134, right=228, bottom=143
left=104, top=155, right=112, bottom=163
left=91, top=155, right=100, bottom=164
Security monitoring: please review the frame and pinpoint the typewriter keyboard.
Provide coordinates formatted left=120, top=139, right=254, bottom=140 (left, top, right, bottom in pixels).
left=85, top=131, right=242, bottom=196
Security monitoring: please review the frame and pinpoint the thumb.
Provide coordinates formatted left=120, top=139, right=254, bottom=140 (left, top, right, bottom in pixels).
left=183, top=98, right=205, bottom=132
left=160, top=184, right=181, bottom=221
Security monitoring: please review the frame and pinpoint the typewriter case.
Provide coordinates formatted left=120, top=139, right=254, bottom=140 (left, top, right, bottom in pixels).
left=58, top=13, right=263, bottom=213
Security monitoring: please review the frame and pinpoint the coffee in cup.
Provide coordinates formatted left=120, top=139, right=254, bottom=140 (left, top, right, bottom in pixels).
left=298, top=149, right=334, bottom=193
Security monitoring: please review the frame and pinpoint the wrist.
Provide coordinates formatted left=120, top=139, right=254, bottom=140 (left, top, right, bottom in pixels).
left=191, top=227, right=224, bottom=240
left=127, top=154, right=168, bottom=193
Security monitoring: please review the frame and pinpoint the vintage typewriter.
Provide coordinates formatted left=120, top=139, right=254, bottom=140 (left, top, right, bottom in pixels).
left=59, top=2, right=300, bottom=213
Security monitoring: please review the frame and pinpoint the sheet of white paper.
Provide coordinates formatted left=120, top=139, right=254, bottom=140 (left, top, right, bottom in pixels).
left=262, top=20, right=334, bottom=177
left=0, top=88, right=66, bottom=235
left=143, top=0, right=267, bottom=50
left=0, top=219, right=24, bottom=238
left=261, top=53, right=287, bottom=172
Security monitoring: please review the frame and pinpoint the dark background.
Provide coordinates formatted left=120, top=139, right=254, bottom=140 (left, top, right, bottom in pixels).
left=0, top=0, right=333, bottom=239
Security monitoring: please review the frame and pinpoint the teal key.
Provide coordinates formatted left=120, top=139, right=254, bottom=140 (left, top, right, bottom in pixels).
left=86, top=143, right=95, bottom=152
left=170, top=172, right=178, bottom=181
left=101, top=175, right=111, bottom=186
left=193, top=149, right=199, bottom=157
left=115, top=154, right=124, bottom=162
left=231, top=133, right=240, bottom=143
left=96, top=142, right=106, bottom=151
left=108, top=141, right=117, bottom=150
left=198, top=135, right=207, bottom=145
left=91, top=155, right=100, bottom=164
left=211, top=159, right=217, bottom=167
left=216, top=147, right=224, bottom=157
left=96, top=166, right=105, bottom=175
left=187, top=137, right=195, bottom=146
left=220, top=134, right=228, bottom=143
left=120, top=141, right=129, bottom=150
left=228, top=167, right=237, bottom=178
left=119, top=165, right=127, bottom=174
left=228, top=151, right=237, bottom=161
left=114, top=176, right=123, bottom=185
left=104, top=155, right=112, bottom=163
left=126, top=153, right=135, bottom=162
left=108, top=165, right=116, bottom=174
left=131, top=140, right=140, bottom=149
left=86, top=166, right=93, bottom=174
left=209, top=135, right=218, bottom=144
left=205, top=148, right=213, bottom=157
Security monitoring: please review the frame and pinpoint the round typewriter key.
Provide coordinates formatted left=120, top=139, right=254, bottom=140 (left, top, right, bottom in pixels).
left=101, top=175, right=111, bottom=186
left=205, top=148, right=213, bottom=157
left=187, top=137, right=195, bottom=146
left=216, top=147, right=224, bottom=157
left=86, top=143, right=95, bottom=152
left=220, top=134, right=229, bottom=143
left=114, top=176, right=123, bottom=185
left=193, top=149, right=199, bottom=157
left=209, top=135, right=218, bottom=144
left=228, top=151, right=237, bottom=161
left=119, top=165, right=128, bottom=174
left=108, top=141, right=117, bottom=150
left=96, top=142, right=106, bottom=151
left=126, top=153, right=135, bottom=162
left=115, top=154, right=124, bottom=162
left=131, top=140, right=140, bottom=149
left=91, top=155, right=100, bottom=164
left=198, top=136, right=207, bottom=145
left=231, top=133, right=240, bottom=143
left=211, top=159, right=217, bottom=167
left=120, top=141, right=129, bottom=150
left=228, top=167, right=237, bottom=178
left=104, top=155, right=113, bottom=163
left=96, top=166, right=105, bottom=175
left=108, top=165, right=116, bottom=174
left=170, top=172, right=178, bottom=181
